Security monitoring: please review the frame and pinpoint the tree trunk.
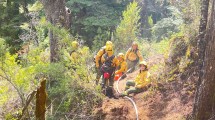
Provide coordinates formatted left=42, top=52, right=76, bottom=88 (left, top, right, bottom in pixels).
left=197, top=0, right=210, bottom=69
left=40, top=0, right=71, bottom=62
left=35, top=79, right=47, bottom=120
left=193, top=0, right=210, bottom=116
left=193, top=1, right=215, bottom=119
left=193, top=0, right=210, bottom=115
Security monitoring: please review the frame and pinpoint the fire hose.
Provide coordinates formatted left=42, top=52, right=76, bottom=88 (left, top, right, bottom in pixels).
left=116, top=68, right=139, bottom=120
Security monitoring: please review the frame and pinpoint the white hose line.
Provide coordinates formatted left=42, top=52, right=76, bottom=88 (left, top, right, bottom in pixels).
left=116, top=68, right=139, bottom=120
left=125, top=96, right=139, bottom=120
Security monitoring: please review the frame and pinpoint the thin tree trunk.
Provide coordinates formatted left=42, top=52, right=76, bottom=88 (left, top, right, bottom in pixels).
left=35, top=79, right=47, bottom=120
left=40, top=0, right=71, bottom=62
left=193, top=1, right=215, bottom=120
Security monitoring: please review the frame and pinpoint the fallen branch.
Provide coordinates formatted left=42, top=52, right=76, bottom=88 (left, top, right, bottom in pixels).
left=19, top=90, right=37, bottom=120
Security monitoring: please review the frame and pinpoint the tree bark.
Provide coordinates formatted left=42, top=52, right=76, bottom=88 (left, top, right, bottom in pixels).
left=197, top=0, right=210, bottom=69
left=193, top=0, right=210, bottom=115
left=35, top=79, right=47, bottom=120
left=193, top=1, right=215, bottom=120
left=40, top=0, right=71, bottom=62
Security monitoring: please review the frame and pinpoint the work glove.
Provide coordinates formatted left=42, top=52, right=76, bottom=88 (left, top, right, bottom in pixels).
left=115, top=70, right=119, bottom=74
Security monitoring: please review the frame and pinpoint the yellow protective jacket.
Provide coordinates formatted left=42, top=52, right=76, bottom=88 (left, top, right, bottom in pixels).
left=134, top=70, right=150, bottom=88
left=115, top=60, right=127, bottom=74
left=101, top=54, right=119, bottom=68
left=70, top=50, right=79, bottom=63
left=95, top=46, right=106, bottom=67
left=125, top=48, right=143, bottom=62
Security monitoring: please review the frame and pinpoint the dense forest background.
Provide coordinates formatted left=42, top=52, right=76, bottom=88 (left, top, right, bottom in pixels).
left=1, top=0, right=214, bottom=119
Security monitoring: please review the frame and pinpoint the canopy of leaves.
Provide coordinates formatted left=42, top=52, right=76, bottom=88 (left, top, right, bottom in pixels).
left=0, top=0, right=35, bottom=53
left=66, top=0, right=129, bottom=46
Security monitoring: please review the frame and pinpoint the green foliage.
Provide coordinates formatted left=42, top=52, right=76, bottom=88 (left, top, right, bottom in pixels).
left=139, top=38, right=170, bottom=84
left=151, top=18, right=183, bottom=41
left=168, top=34, right=188, bottom=62
left=0, top=0, right=35, bottom=54
left=66, top=0, right=128, bottom=46
left=44, top=47, right=102, bottom=119
left=0, top=51, right=39, bottom=119
left=39, top=17, right=72, bottom=46
left=28, top=1, right=43, bottom=12
left=0, top=82, right=9, bottom=106
left=138, top=32, right=187, bottom=84
left=92, top=28, right=110, bottom=51
left=139, top=38, right=170, bottom=58
left=115, top=1, right=141, bottom=51
left=0, top=38, right=7, bottom=59
left=150, top=6, right=183, bottom=41
left=0, top=0, right=202, bottom=119
left=161, top=33, right=191, bottom=82
left=0, top=38, right=102, bottom=119
left=148, top=15, right=154, bottom=27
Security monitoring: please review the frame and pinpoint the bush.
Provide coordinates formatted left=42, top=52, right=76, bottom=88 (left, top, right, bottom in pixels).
left=115, top=1, right=141, bottom=51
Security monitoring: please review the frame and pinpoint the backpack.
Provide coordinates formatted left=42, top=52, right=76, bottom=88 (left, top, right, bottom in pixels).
left=129, top=48, right=139, bottom=62
left=100, top=53, right=115, bottom=74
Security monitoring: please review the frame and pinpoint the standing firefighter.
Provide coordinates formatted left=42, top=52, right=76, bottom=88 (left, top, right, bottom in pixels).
left=94, top=41, right=113, bottom=84
left=70, top=41, right=79, bottom=63
left=119, top=61, right=150, bottom=97
left=114, top=53, right=127, bottom=81
left=125, top=41, right=143, bottom=73
left=100, top=45, right=119, bottom=98
left=69, top=41, right=80, bottom=70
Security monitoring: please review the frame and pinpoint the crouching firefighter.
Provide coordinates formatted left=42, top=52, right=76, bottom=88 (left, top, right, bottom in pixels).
left=100, top=45, right=119, bottom=98
left=119, top=61, right=150, bottom=97
left=114, top=53, right=127, bottom=81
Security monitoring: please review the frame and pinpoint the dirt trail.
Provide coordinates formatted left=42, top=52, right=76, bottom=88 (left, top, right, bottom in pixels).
left=94, top=56, right=196, bottom=120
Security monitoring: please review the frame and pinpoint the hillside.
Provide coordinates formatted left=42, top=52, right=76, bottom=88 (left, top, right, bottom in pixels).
left=94, top=58, right=197, bottom=120
left=2, top=0, right=215, bottom=119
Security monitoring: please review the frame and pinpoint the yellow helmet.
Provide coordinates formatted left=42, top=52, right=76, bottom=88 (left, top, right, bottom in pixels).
left=117, top=53, right=125, bottom=60
left=139, top=61, right=147, bottom=66
left=105, top=45, right=113, bottom=55
left=106, top=41, right=113, bottom=47
left=105, top=45, right=113, bottom=51
left=72, top=41, right=78, bottom=48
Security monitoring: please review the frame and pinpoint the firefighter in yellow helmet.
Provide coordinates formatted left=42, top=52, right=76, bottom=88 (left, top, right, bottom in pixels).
left=100, top=45, right=118, bottom=85
left=70, top=41, right=79, bottom=64
left=119, top=61, right=150, bottom=97
left=71, top=41, right=79, bottom=49
left=100, top=45, right=119, bottom=98
left=106, top=41, right=113, bottom=47
left=125, top=41, right=144, bottom=73
left=114, top=53, right=127, bottom=81
left=94, top=41, right=113, bottom=84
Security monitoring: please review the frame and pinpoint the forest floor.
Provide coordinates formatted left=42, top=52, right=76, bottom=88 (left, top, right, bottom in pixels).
left=94, top=56, right=197, bottom=120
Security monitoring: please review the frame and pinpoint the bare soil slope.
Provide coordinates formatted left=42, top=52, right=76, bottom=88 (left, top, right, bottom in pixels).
left=94, top=67, right=197, bottom=120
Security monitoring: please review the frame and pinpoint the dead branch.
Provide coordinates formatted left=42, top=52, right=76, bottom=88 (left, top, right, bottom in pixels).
left=19, top=90, right=37, bottom=120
